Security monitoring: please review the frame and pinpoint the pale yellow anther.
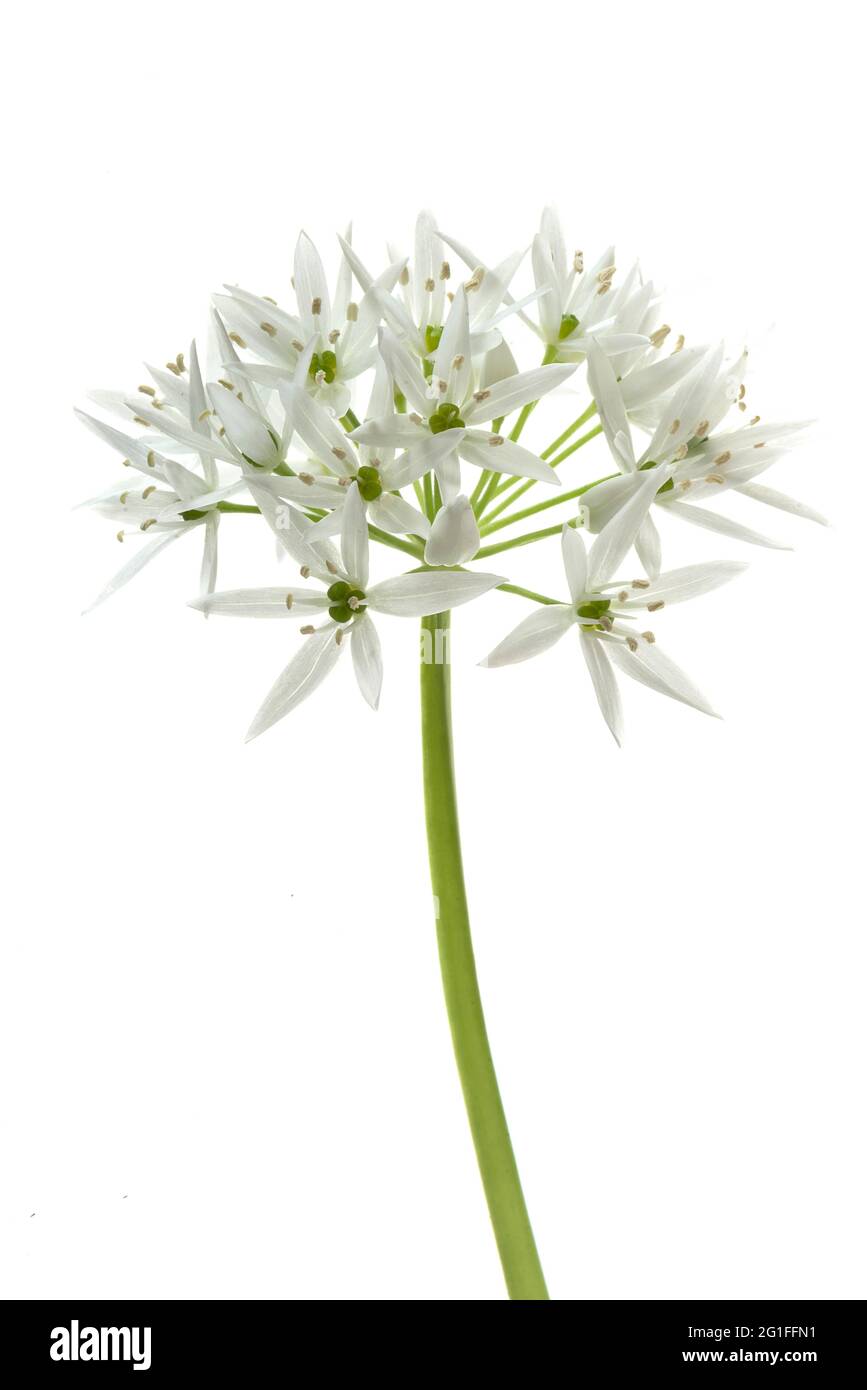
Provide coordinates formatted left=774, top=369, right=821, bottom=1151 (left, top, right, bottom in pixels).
left=680, top=479, right=693, bottom=491
left=451, top=354, right=465, bottom=371
left=260, top=322, right=277, bottom=337
left=632, top=578, right=650, bottom=588
left=669, top=419, right=681, bottom=435
left=326, top=560, right=339, bottom=575
left=138, top=384, right=156, bottom=396
left=618, top=590, right=629, bottom=602
left=738, top=384, right=746, bottom=400
left=647, top=600, right=665, bottom=612
left=705, top=473, right=726, bottom=485
left=176, top=353, right=185, bottom=373
left=642, top=631, right=656, bottom=643
left=328, top=329, right=340, bottom=344
left=146, top=450, right=156, bottom=468
left=116, top=530, right=124, bottom=543
left=122, top=458, right=131, bottom=468
left=311, top=297, right=322, bottom=316
left=750, top=415, right=761, bottom=425
left=198, top=409, right=212, bottom=423
left=299, top=473, right=315, bottom=485
left=649, top=325, right=671, bottom=348
left=754, top=441, right=766, bottom=449
left=674, top=335, right=685, bottom=353
left=300, top=565, right=311, bottom=578
left=673, top=444, right=689, bottom=461
left=346, top=302, right=358, bottom=322
left=140, top=518, right=158, bottom=531
left=440, top=261, right=451, bottom=280
left=133, top=416, right=150, bottom=428
left=165, top=362, right=181, bottom=376
left=473, top=389, right=491, bottom=402
left=409, top=413, right=424, bottom=425
left=424, top=277, right=435, bottom=292
left=738, top=401, right=747, bottom=412
left=488, top=435, right=505, bottom=447
left=218, top=378, right=234, bottom=391
left=331, top=447, right=347, bottom=461
left=262, top=295, right=277, bottom=305
left=285, top=593, right=294, bottom=609
left=291, top=339, right=305, bottom=352
left=300, top=624, right=315, bottom=635
left=714, top=451, right=732, bottom=466
left=574, top=251, right=584, bottom=273
left=335, top=629, right=344, bottom=645
left=399, top=267, right=410, bottom=286
left=119, top=491, right=129, bottom=505
left=228, top=332, right=247, bottom=348
left=142, top=485, right=156, bottom=499
left=626, top=636, right=639, bottom=651
left=694, top=420, right=709, bottom=439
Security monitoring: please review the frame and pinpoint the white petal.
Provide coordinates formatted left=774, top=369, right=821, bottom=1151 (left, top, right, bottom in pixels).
left=199, top=511, right=220, bottom=596
left=423, top=496, right=480, bottom=565
left=190, top=586, right=329, bottom=618
left=464, top=362, right=575, bottom=424
left=461, top=434, right=560, bottom=485
left=635, top=512, right=662, bottom=578
left=340, top=481, right=369, bottom=587
left=368, top=567, right=503, bottom=618
left=561, top=524, right=587, bottom=601
left=433, top=287, right=472, bottom=404
left=620, top=560, right=747, bottom=606
left=368, top=492, right=431, bottom=538
left=249, top=483, right=339, bottom=580
left=619, top=346, right=707, bottom=411
left=606, top=639, right=717, bottom=718
left=580, top=633, right=624, bottom=746
left=531, top=233, right=563, bottom=342
left=351, top=612, right=383, bottom=709
left=585, top=338, right=636, bottom=470
left=588, top=466, right=666, bottom=586
left=246, top=627, right=345, bottom=740
left=83, top=526, right=192, bottom=613
left=294, top=231, right=331, bottom=331
left=734, top=481, right=828, bottom=526
left=208, top=384, right=280, bottom=468
left=481, top=605, right=574, bottom=666
left=661, top=500, right=792, bottom=550
left=377, top=327, right=429, bottom=414
left=281, top=381, right=354, bottom=466
left=581, top=473, right=643, bottom=532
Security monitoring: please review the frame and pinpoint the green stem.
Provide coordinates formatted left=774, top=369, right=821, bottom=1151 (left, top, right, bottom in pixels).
left=475, top=523, right=564, bottom=558
left=540, top=401, right=598, bottom=460
left=420, top=611, right=548, bottom=1301
left=480, top=471, right=617, bottom=537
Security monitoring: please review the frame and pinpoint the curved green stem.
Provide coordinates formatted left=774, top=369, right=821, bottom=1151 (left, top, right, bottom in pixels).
left=420, top=611, right=549, bottom=1301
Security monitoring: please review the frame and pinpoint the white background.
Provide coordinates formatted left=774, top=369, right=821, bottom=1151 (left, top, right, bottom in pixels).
left=1, top=1, right=864, bottom=1301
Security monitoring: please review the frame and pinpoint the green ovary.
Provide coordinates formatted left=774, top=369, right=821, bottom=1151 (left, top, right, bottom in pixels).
left=327, top=580, right=367, bottom=624
left=429, top=402, right=466, bottom=434
left=309, top=349, right=338, bottom=384
left=356, top=465, right=382, bottom=502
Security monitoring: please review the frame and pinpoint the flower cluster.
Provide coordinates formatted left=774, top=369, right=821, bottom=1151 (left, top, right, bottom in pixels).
left=76, top=211, right=823, bottom=742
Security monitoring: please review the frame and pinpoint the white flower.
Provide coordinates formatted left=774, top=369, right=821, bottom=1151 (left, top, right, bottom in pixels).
left=350, top=292, right=575, bottom=563
left=582, top=339, right=820, bottom=576
left=482, top=484, right=744, bottom=743
left=75, top=341, right=237, bottom=607
left=192, top=482, right=504, bottom=737
left=442, top=208, right=651, bottom=361
left=214, top=230, right=404, bottom=417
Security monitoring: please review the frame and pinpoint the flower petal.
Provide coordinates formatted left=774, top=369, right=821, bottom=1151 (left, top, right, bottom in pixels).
left=585, top=338, right=636, bottom=470
left=423, top=496, right=479, bottom=565
left=635, top=512, right=662, bottom=578
left=367, top=567, right=503, bottom=617
left=461, top=434, right=560, bottom=485
left=561, top=524, right=587, bottom=601
left=464, top=362, right=576, bottom=425
left=606, top=639, right=717, bottom=718
left=588, top=466, right=666, bottom=586
left=619, top=560, right=747, bottom=607
left=246, top=627, right=345, bottom=740
left=661, top=499, right=792, bottom=549
left=351, top=611, right=383, bottom=709
left=481, top=604, right=574, bottom=666
left=579, top=632, right=624, bottom=746
left=190, top=586, right=329, bottom=618
left=83, top=525, right=192, bottom=613
left=368, top=491, right=431, bottom=538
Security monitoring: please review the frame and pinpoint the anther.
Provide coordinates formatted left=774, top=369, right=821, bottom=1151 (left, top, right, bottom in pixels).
left=328, top=329, right=340, bottom=344
left=300, top=565, right=311, bottom=578
left=218, top=378, right=234, bottom=390
left=325, top=560, right=339, bottom=575
left=473, top=389, right=491, bottom=402
left=140, top=518, right=157, bottom=531
left=738, top=384, right=746, bottom=400
left=753, top=441, right=766, bottom=448
left=285, top=593, right=294, bottom=609
left=488, top=435, right=505, bottom=447
left=632, top=578, right=650, bottom=588
left=649, top=325, right=670, bottom=348
left=399, top=267, right=410, bottom=286
left=409, top=413, right=423, bottom=425
left=335, top=629, right=344, bottom=645
left=299, top=473, right=314, bottom=485
left=146, top=451, right=156, bottom=468
left=642, top=631, right=656, bottom=643
left=694, top=419, right=709, bottom=438
left=451, top=354, right=464, bottom=370
left=574, top=251, right=584, bottom=273
left=714, top=451, right=732, bottom=466
left=626, top=636, right=639, bottom=651
left=176, top=353, right=185, bottom=373
left=332, top=446, right=347, bottom=461
left=424, top=277, right=435, bottom=292
left=738, top=401, right=747, bottom=411
left=198, top=409, right=212, bottom=422
left=142, top=485, right=156, bottom=499
left=228, top=332, right=247, bottom=348
left=674, top=335, right=685, bottom=352
left=311, top=298, right=322, bottom=316
left=119, top=491, right=128, bottom=504
left=165, top=362, right=181, bottom=376
left=750, top=415, right=761, bottom=425
left=260, top=322, right=277, bottom=337
left=680, top=479, right=693, bottom=491
left=347, top=302, right=358, bottom=321
left=647, top=600, right=665, bottom=611
left=300, top=625, right=315, bottom=635
left=440, top=261, right=451, bottom=280
left=133, top=416, right=150, bottom=427
left=669, top=418, right=681, bottom=435
left=138, top=384, right=156, bottom=396
left=262, top=295, right=277, bottom=305
left=704, top=473, right=725, bottom=484
left=116, top=531, right=124, bottom=543
left=618, top=590, right=629, bottom=602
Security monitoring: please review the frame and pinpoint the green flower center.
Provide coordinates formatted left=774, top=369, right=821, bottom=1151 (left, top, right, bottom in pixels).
left=429, top=401, right=466, bottom=434
left=327, top=580, right=367, bottom=624
left=422, top=325, right=443, bottom=379
left=559, top=313, right=579, bottom=341
left=309, top=349, right=338, bottom=384
left=356, top=464, right=382, bottom=502
left=576, top=598, right=611, bottom=621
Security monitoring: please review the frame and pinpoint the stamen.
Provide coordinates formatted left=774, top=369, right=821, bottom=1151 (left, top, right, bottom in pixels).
left=119, top=491, right=128, bottom=505
left=165, top=362, right=181, bottom=376
left=346, top=302, right=358, bottom=322
left=451, top=354, right=465, bottom=371
left=142, top=485, right=156, bottom=499
left=488, top=435, right=505, bottom=447
left=335, top=629, right=344, bottom=645
left=738, top=384, right=746, bottom=400
left=262, top=295, right=277, bottom=305
left=299, top=473, right=315, bottom=485
left=291, top=338, right=305, bottom=353
left=704, top=474, right=725, bottom=485
left=285, top=593, right=294, bottom=609
left=632, top=578, right=650, bottom=588
left=300, top=565, right=311, bottom=578
left=424, top=277, right=435, bottom=292
left=694, top=419, right=709, bottom=438
left=750, top=415, right=761, bottom=425
left=146, top=451, right=156, bottom=468
left=138, top=384, right=156, bottom=396
left=198, top=409, right=212, bottom=422
left=311, top=297, right=322, bottom=316
left=464, top=267, right=485, bottom=292
left=218, top=378, right=234, bottom=390
left=325, top=560, right=339, bottom=575
left=673, top=334, right=685, bottom=352
left=440, top=261, right=451, bottom=280
left=116, top=531, right=124, bottom=543
left=409, top=413, right=424, bottom=425
left=140, top=518, right=157, bottom=531
left=473, top=389, right=491, bottom=403
left=679, top=479, right=693, bottom=491
left=176, top=353, right=185, bottom=373
left=714, top=451, right=732, bottom=466
left=642, top=631, right=656, bottom=643
left=260, top=322, right=277, bottom=337
left=573, top=250, right=584, bottom=273
left=647, top=600, right=665, bottom=611
left=669, top=418, right=681, bottom=434
left=649, top=325, right=670, bottom=348
left=626, top=636, right=638, bottom=651
left=133, top=416, right=151, bottom=427
left=399, top=267, right=410, bottom=286
left=228, top=332, right=247, bottom=348
left=753, top=441, right=766, bottom=449
left=331, top=447, right=347, bottom=461
left=300, top=625, right=315, bottom=635
left=618, top=590, right=629, bottom=602
left=328, top=329, right=340, bottom=344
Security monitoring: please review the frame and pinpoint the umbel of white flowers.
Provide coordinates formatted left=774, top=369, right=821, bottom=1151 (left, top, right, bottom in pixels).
left=75, top=210, right=824, bottom=742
